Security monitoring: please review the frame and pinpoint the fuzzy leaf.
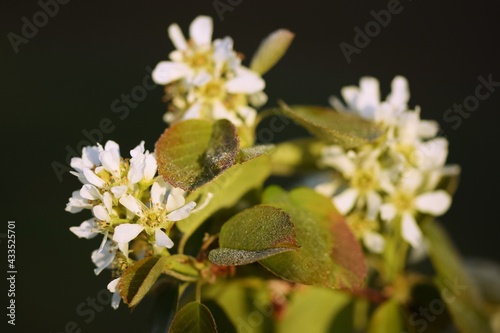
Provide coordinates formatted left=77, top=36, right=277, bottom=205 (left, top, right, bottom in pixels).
left=155, top=119, right=239, bottom=191
left=250, top=29, right=294, bottom=75
left=208, top=205, right=299, bottom=266
left=169, top=301, right=218, bottom=333
left=177, top=154, right=272, bottom=243
left=279, top=103, right=382, bottom=149
left=422, top=221, right=492, bottom=333
left=261, top=186, right=367, bottom=289
left=119, top=256, right=169, bottom=307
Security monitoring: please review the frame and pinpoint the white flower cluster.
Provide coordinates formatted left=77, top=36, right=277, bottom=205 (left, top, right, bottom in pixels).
left=66, top=140, right=196, bottom=308
left=152, top=16, right=266, bottom=127
left=317, top=76, right=459, bottom=253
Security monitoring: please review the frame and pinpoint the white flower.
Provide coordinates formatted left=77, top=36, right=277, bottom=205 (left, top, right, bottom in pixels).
left=69, top=218, right=99, bottom=239
left=152, top=16, right=265, bottom=127
left=329, top=76, right=409, bottom=125
left=128, top=141, right=157, bottom=184
left=91, top=241, right=116, bottom=275
left=65, top=190, right=92, bottom=213
left=322, top=146, right=383, bottom=219
left=107, top=278, right=122, bottom=310
left=113, top=182, right=196, bottom=249
left=380, top=170, right=452, bottom=247
left=346, top=213, right=386, bottom=254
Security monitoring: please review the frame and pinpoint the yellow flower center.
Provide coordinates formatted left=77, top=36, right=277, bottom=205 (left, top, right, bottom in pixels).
left=352, top=169, right=377, bottom=193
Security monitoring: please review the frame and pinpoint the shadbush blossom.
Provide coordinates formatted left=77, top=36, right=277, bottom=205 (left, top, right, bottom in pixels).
left=317, top=76, right=459, bottom=252
left=152, top=16, right=266, bottom=127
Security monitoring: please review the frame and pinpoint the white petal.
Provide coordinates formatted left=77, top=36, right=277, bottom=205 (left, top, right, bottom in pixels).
left=189, top=16, right=213, bottom=46
left=83, top=168, right=106, bottom=188
left=93, top=205, right=110, bottom=221
left=100, top=149, right=120, bottom=176
left=212, top=100, right=242, bottom=125
left=70, top=219, right=98, bottom=239
left=167, top=201, right=196, bottom=221
left=128, top=161, right=144, bottom=184
left=387, top=76, right=409, bottom=108
left=380, top=203, right=397, bottom=221
left=112, top=224, right=144, bottom=243
left=363, top=231, right=385, bottom=253
left=104, top=140, right=120, bottom=153
left=155, top=229, right=174, bottom=248
left=130, top=141, right=145, bottom=158
left=119, top=194, right=144, bottom=217
left=152, top=61, right=191, bottom=85
left=91, top=244, right=115, bottom=275
left=151, top=181, right=167, bottom=205
left=192, top=71, right=212, bottom=87
left=340, top=86, right=359, bottom=110
left=225, top=68, right=265, bottom=94
left=111, top=291, right=121, bottom=310
left=168, top=23, right=187, bottom=50
left=400, top=169, right=423, bottom=194
left=111, top=185, right=128, bottom=198
left=415, top=190, right=451, bottom=216
left=166, top=188, right=186, bottom=212
left=107, top=277, right=120, bottom=292
left=182, top=102, right=202, bottom=120
left=118, top=242, right=129, bottom=257
left=102, top=192, right=113, bottom=214
left=356, top=77, right=380, bottom=120
left=366, top=191, right=382, bottom=220
left=143, top=154, right=157, bottom=181
left=418, top=120, right=439, bottom=139
left=321, top=146, right=355, bottom=177
left=80, top=184, right=102, bottom=200
left=315, top=182, right=336, bottom=197
left=333, top=188, right=359, bottom=214
left=237, top=106, right=257, bottom=127
left=65, top=191, right=92, bottom=213
left=401, top=213, right=423, bottom=248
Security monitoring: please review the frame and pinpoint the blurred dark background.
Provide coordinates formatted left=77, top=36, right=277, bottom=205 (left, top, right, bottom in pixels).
left=2, top=0, right=499, bottom=331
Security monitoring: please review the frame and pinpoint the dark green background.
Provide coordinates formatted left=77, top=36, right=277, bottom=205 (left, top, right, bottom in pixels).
left=2, top=0, right=499, bottom=332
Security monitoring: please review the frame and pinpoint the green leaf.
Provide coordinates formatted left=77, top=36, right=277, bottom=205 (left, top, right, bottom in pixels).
left=169, top=301, right=218, bottom=333
left=177, top=154, right=272, bottom=247
left=277, top=286, right=352, bottom=333
left=156, top=119, right=239, bottom=191
left=260, top=186, right=367, bottom=289
left=119, top=256, right=169, bottom=307
left=209, top=205, right=299, bottom=266
left=422, top=221, right=492, bottom=333
left=250, top=29, right=294, bottom=75
left=163, top=255, right=200, bottom=282
left=237, top=145, right=275, bottom=163
left=279, top=103, right=382, bottom=149
left=202, top=279, right=274, bottom=333
left=366, top=299, right=405, bottom=333
left=270, top=138, right=324, bottom=176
